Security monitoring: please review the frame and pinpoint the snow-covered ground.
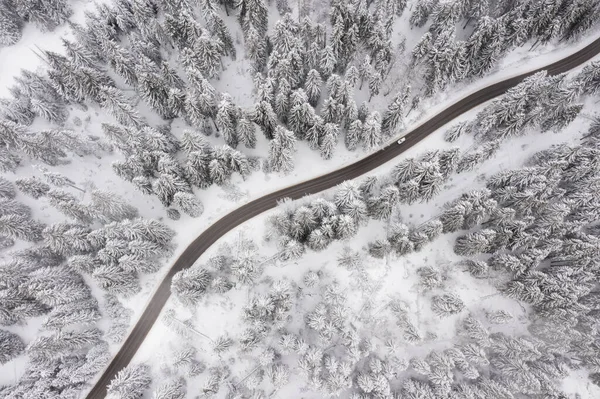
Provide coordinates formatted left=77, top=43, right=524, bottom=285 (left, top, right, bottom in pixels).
left=1, top=0, right=600, bottom=395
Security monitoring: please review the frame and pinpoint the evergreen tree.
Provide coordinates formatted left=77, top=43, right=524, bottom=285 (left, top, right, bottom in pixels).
left=431, top=293, right=465, bottom=317
left=172, top=267, right=213, bottom=306
left=306, top=115, right=324, bottom=150
left=305, top=69, right=323, bottom=106
left=30, top=96, right=68, bottom=125
left=0, top=213, right=43, bottom=242
left=362, top=111, right=382, bottom=150
left=153, top=173, right=190, bottom=207
left=107, top=363, right=152, bottom=399
left=574, top=61, right=600, bottom=95
left=269, top=126, right=296, bottom=173
left=307, top=228, right=331, bottom=251
left=454, top=229, right=497, bottom=256
left=90, top=190, right=138, bottom=222
left=381, top=86, right=410, bottom=136
left=320, top=45, right=337, bottom=77
left=0, top=329, right=25, bottom=364
left=26, top=328, right=102, bottom=360
left=99, top=86, right=146, bottom=128
left=42, top=299, right=101, bottom=330
left=15, top=0, right=73, bottom=32
left=237, top=113, right=257, bottom=149
left=252, top=100, right=277, bottom=139
left=92, top=264, right=141, bottom=297
left=288, top=90, right=316, bottom=139
left=173, top=192, right=204, bottom=217
left=216, top=94, right=239, bottom=148
left=153, top=377, right=187, bottom=399
left=319, top=124, right=338, bottom=160
left=369, top=184, right=401, bottom=220
left=444, top=121, right=470, bottom=142
left=47, top=189, right=94, bottom=224
left=0, top=198, right=30, bottom=218
left=368, top=70, right=382, bottom=101
left=274, top=78, right=291, bottom=123
left=238, top=0, right=268, bottom=69
left=0, top=177, right=15, bottom=199
left=345, top=119, right=363, bottom=151
left=0, top=2, right=23, bottom=46
left=194, top=34, right=224, bottom=79
left=138, top=72, right=175, bottom=119
left=560, top=0, right=599, bottom=40
left=205, top=159, right=226, bottom=186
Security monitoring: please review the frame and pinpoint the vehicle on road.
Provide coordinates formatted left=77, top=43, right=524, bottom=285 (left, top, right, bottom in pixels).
left=398, top=137, right=406, bottom=144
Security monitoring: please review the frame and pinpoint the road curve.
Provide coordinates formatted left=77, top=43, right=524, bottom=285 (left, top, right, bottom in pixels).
left=86, top=36, right=600, bottom=398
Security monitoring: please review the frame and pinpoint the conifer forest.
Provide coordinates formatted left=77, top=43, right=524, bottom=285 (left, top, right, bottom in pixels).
left=1, top=0, right=600, bottom=398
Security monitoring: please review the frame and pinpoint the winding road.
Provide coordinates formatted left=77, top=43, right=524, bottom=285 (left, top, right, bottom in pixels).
left=86, top=36, right=600, bottom=398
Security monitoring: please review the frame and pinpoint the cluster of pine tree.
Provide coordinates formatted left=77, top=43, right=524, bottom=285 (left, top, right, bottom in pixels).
left=410, top=0, right=600, bottom=95
left=443, top=120, right=600, bottom=385
left=0, top=172, right=175, bottom=397
left=0, top=0, right=72, bottom=46
left=2, top=0, right=597, bottom=222
left=268, top=147, right=460, bottom=257
left=171, top=234, right=263, bottom=307
left=158, top=232, right=593, bottom=398
left=445, top=67, right=597, bottom=172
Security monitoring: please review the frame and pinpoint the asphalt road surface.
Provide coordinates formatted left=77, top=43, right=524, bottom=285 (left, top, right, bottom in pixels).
left=86, top=36, right=600, bottom=398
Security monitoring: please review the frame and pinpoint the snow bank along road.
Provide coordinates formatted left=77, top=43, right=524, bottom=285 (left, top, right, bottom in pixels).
left=86, top=37, right=600, bottom=398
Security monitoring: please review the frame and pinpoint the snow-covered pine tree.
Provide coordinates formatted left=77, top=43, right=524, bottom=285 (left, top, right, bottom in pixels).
left=362, top=111, right=382, bottom=150
left=0, top=177, right=15, bottom=199
left=0, top=213, right=43, bottom=242
left=320, top=45, right=337, bottom=78
left=15, top=0, right=73, bottom=32
left=319, top=123, right=338, bottom=160
left=98, top=86, right=145, bottom=128
left=173, top=192, right=204, bottom=218
left=444, top=121, right=470, bottom=142
left=344, top=119, right=362, bottom=151
left=152, top=377, right=187, bottom=399
left=237, top=113, right=257, bottom=149
left=216, top=93, right=239, bottom=148
left=0, top=1, right=23, bottom=46
left=252, top=100, right=277, bottom=140
left=269, top=126, right=297, bottom=173
left=107, top=363, right=152, bottom=399
left=0, top=329, right=25, bottom=364
left=42, top=298, right=101, bottom=330
left=90, top=189, right=138, bottom=222
left=431, top=293, right=465, bottom=317
left=305, top=69, right=323, bottom=106
left=381, top=86, right=410, bottom=137
left=26, top=328, right=102, bottom=360
left=47, top=189, right=94, bottom=224
left=92, top=263, right=141, bottom=297
left=137, top=71, right=175, bottom=120
left=238, top=0, right=268, bottom=69
left=171, top=267, right=213, bottom=306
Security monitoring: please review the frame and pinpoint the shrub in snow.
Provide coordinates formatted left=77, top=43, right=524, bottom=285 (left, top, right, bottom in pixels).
left=167, top=208, right=181, bottom=220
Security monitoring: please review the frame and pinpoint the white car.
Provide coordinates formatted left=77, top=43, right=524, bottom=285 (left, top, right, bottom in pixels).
left=397, top=137, right=406, bottom=144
